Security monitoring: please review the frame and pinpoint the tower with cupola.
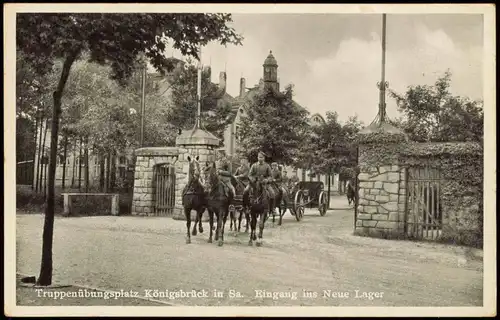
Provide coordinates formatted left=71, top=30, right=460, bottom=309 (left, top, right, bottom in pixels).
left=263, top=50, right=279, bottom=91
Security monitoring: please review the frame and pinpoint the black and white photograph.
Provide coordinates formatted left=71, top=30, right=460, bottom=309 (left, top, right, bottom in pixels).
left=5, top=3, right=496, bottom=317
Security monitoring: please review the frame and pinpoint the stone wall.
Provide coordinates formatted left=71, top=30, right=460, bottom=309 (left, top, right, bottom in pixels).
left=130, top=127, right=220, bottom=219
left=354, top=144, right=406, bottom=238
left=131, top=147, right=180, bottom=216
left=354, top=140, right=483, bottom=247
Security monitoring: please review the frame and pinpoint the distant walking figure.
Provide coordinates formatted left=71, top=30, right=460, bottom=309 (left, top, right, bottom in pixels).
left=346, top=180, right=356, bottom=206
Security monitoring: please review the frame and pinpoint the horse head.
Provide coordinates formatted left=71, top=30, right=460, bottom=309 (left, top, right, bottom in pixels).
left=248, top=176, right=265, bottom=204
left=201, top=161, right=218, bottom=193
left=187, top=155, right=203, bottom=192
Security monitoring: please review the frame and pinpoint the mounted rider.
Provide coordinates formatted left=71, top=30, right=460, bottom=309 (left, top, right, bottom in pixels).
left=244, top=151, right=276, bottom=199
left=288, top=168, right=300, bottom=192
left=270, top=162, right=286, bottom=198
left=234, top=157, right=250, bottom=186
left=215, top=150, right=236, bottom=199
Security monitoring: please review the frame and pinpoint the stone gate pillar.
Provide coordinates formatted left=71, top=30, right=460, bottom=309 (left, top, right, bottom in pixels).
left=354, top=123, right=408, bottom=239
left=131, top=147, right=181, bottom=216
left=172, top=127, right=220, bottom=220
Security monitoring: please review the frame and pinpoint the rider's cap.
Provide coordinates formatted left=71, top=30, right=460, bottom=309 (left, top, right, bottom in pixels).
left=271, top=162, right=278, bottom=166
left=258, top=151, right=267, bottom=158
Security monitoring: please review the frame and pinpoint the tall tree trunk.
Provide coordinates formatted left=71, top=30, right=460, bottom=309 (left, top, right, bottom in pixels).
left=99, top=153, right=105, bottom=192
left=43, top=160, right=48, bottom=197
left=71, top=143, right=76, bottom=188
left=105, top=152, right=111, bottom=193
left=110, top=151, right=117, bottom=192
left=85, top=137, right=90, bottom=192
left=34, top=115, right=43, bottom=192
left=37, top=48, right=79, bottom=286
left=39, top=117, right=49, bottom=194
left=78, top=137, right=82, bottom=190
left=32, top=114, right=39, bottom=190
left=61, top=133, right=68, bottom=189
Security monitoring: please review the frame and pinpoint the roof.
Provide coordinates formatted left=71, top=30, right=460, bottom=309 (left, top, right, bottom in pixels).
left=263, top=50, right=278, bottom=67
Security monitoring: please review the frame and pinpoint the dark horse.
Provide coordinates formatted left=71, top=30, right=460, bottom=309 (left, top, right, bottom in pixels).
left=229, top=177, right=250, bottom=233
left=201, top=161, right=233, bottom=246
left=182, top=156, right=207, bottom=244
left=244, top=177, right=272, bottom=246
left=269, top=183, right=289, bottom=226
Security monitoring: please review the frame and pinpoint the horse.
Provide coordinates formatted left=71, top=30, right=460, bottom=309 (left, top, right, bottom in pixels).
left=346, top=180, right=356, bottom=206
left=229, top=177, right=250, bottom=233
left=244, top=177, right=272, bottom=246
left=182, top=155, right=207, bottom=244
left=201, top=161, right=234, bottom=246
left=269, top=183, right=289, bottom=226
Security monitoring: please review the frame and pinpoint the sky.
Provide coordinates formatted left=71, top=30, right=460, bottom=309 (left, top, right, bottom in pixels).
left=164, top=13, right=483, bottom=125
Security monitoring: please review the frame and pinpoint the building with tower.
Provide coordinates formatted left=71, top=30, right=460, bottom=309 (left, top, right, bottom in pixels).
left=221, top=51, right=335, bottom=186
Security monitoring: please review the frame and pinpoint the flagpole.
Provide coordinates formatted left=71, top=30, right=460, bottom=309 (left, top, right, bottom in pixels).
left=140, top=60, right=147, bottom=146
left=377, top=13, right=388, bottom=123
left=195, top=45, right=202, bottom=129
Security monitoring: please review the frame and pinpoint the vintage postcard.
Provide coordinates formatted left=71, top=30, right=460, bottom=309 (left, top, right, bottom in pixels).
left=5, top=3, right=496, bottom=317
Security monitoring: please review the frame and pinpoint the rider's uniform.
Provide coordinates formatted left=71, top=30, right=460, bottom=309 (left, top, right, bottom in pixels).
left=271, top=167, right=284, bottom=196
left=234, top=163, right=250, bottom=184
left=216, top=156, right=235, bottom=198
left=245, top=160, right=275, bottom=198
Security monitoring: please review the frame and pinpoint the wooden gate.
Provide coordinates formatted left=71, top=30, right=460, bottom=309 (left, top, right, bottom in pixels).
left=405, top=166, right=443, bottom=240
left=154, top=164, right=176, bottom=216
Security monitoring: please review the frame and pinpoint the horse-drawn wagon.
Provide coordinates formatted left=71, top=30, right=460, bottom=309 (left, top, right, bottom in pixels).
left=286, top=181, right=328, bottom=220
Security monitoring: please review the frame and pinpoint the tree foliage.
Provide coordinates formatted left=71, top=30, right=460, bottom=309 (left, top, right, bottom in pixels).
left=16, top=12, right=243, bottom=286
left=237, top=84, right=310, bottom=164
left=166, top=61, right=233, bottom=141
left=389, top=70, right=483, bottom=142
left=298, top=112, right=364, bottom=175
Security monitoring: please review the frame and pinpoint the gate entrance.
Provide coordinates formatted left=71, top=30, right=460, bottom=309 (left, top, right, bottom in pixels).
left=154, top=164, right=176, bottom=216
left=405, top=166, right=443, bottom=240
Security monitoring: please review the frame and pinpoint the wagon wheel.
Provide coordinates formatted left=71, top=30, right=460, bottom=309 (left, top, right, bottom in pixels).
left=318, top=191, right=327, bottom=216
left=293, top=190, right=305, bottom=221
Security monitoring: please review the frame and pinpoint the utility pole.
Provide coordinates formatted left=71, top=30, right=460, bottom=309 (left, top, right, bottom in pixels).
left=140, top=60, right=147, bottom=147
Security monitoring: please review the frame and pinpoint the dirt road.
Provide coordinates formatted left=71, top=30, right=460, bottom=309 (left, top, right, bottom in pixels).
left=16, top=197, right=483, bottom=306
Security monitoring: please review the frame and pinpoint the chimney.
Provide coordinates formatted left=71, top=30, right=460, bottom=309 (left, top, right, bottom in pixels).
left=219, top=71, right=227, bottom=94
left=239, top=78, right=246, bottom=97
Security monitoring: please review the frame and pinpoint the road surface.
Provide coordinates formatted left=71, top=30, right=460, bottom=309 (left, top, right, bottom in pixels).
left=16, top=197, right=483, bottom=306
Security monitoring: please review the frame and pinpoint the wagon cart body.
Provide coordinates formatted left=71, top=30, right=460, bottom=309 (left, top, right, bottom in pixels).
left=287, top=181, right=328, bottom=220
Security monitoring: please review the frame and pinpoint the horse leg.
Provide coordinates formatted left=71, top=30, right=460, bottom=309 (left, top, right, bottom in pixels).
left=192, top=209, right=198, bottom=236
left=229, top=210, right=234, bottom=231
left=237, top=209, right=243, bottom=232
left=221, top=205, right=230, bottom=244
left=245, top=208, right=250, bottom=233
left=208, top=208, right=214, bottom=243
left=216, top=208, right=225, bottom=247
left=198, top=207, right=204, bottom=234
left=256, top=210, right=266, bottom=247
left=184, top=207, right=192, bottom=244
left=249, top=210, right=256, bottom=246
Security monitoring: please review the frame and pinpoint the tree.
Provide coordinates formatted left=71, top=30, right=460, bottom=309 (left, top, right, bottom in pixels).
left=166, top=61, right=232, bottom=141
left=237, top=84, right=310, bottom=164
left=389, top=70, right=483, bottom=142
left=16, top=13, right=242, bottom=286
left=298, top=113, right=364, bottom=175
